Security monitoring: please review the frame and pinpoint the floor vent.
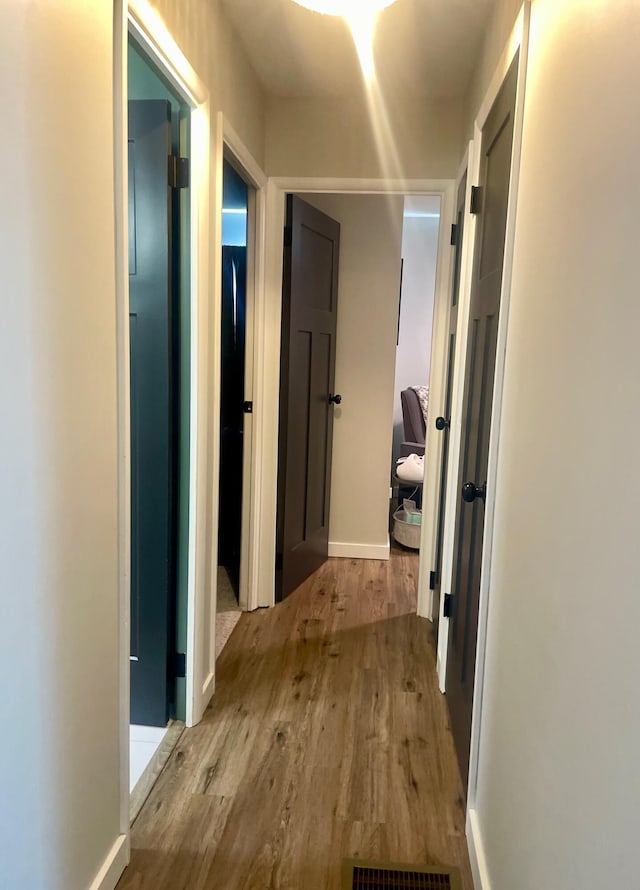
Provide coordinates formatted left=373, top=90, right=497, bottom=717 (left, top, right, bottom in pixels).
left=343, top=860, right=462, bottom=890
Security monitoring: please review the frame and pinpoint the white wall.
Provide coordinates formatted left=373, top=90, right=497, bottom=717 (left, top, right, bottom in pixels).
left=266, top=95, right=464, bottom=179
left=303, top=194, right=404, bottom=557
left=463, top=0, right=523, bottom=138
left=0, top=2, right=121, bottom=888
left=471, top=2, right=640, bottom=887
left=0, top=1, right=268, bottom=887
left=151, top=0, right=266, bottom=165
left=392, top=201, right=440, bottom=464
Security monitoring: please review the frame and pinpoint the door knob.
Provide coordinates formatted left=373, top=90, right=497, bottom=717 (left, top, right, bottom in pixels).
left=461, top=481, right=486, bottom=503
left=435, top=416, right=450, bottom=431
left=328, top=393, right=342, bottom=405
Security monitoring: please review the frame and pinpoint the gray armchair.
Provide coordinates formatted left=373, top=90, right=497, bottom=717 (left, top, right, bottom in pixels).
left=400, top=388, right=426, bottom=457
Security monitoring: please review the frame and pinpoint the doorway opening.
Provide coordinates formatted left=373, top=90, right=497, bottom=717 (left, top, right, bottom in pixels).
left=127, top=33, right=191, bottom=798
left=275, top=190, right=446, bottom=603
left=391, top=196, right=441, bottom=549
left=215, top=157, right=250, bottom=652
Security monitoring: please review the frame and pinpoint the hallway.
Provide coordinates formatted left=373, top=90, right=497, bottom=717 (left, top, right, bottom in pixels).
left=117, top=548, right=473, bottom=889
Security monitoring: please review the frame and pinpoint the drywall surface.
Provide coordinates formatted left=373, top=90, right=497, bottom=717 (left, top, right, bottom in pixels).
left=464, top=0, right=523, bottom=134
left=150, top=0, right=266, bottom=166
left=302, top=194, right=404, bottom=554
left=473, top=2, right=640, bottom=888
left=392, top=206, right=440, bottom=464
left=266, top=95, right=465, bottom=180
left=0, top=2, right=121, bottom=888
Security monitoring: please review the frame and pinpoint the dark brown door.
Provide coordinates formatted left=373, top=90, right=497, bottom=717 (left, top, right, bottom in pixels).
left=446, top=57, right=519, bottom=790
left=276, top=195, right=341, bottom=601
left=431, top=171, right=467, bottom=637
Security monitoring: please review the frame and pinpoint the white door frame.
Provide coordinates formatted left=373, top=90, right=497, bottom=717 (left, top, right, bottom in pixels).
left=434, top=143, right=477, bottom=685
left=217, top=115, right=268, bottom=613
left=258, top=178, right=456, bottom=611
left=114, top=0, right=215, bottom=843
left=427, top=5, right=532, bottom=882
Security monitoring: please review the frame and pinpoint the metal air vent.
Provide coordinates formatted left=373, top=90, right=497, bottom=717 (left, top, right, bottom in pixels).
left=343, top=860, right=462, bottom=890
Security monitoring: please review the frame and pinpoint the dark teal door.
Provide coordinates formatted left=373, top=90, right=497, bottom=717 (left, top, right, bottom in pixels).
left=218, top=245, right=247, bottom=591
left=128, top=100, right=174, bottom=727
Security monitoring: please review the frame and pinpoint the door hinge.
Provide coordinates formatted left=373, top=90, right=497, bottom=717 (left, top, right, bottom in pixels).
left=283, top=225, right=292, bottom=248
left=443, top=593, right=453, bottom=618
left=275, top=552, right=283, bottom=572
left=243, top=400, right=253, bottom=414
left=470, top=186, right=481, bottom=215
left=173, top=651, right=186, bottom=679
left=429, top=570, right=437, bottom=591
left=450, top=223, right=458, bottom=246
left=169, top=155, right=190, bottom=189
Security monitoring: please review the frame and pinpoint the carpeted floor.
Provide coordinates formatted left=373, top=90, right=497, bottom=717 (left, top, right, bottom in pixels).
left=215, top=566, right=241, bottom=658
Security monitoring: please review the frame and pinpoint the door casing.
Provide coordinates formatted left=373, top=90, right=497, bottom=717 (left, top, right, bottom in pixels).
left=430, top=7, right=532, bottom=881
left=114, top=0, right=214, bottom=844
left=218, top=115, right=268, bottom=614
left=431, top=165, right=469, bottom=643
left=258, top=178, right=457, bottom=614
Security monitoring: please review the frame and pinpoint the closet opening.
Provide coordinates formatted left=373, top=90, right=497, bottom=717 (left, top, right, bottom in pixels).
left=215, top=157, right=251, bottom=648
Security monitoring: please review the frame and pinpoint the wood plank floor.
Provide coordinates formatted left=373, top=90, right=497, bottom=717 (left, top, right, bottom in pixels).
left=117, top=548, right=473, bottom=890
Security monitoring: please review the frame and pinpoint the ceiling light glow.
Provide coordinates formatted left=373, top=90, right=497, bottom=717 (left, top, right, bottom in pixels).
left=292, top=0, right=398, bottom=85
left=347, top=10, right=377, bottom=82
left=291, top=0, right=397, bottom=15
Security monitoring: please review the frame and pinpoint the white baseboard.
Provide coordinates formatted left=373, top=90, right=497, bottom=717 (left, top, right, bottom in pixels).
left=328, top=539, right=390, bottom=560
left=87, top=834, right=129, bottom=890
left=467, top=808, right=491, bottom=890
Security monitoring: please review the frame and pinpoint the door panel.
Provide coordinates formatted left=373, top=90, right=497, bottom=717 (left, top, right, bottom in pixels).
left=277, top=196, right=340, bottom=601
left=307, top=332, right=332, bottom=536
left=446, top=57, right=519, bottom=791
left=128, top=99, right=173, bottom=727
left=130, top=312, right=140, bottom=660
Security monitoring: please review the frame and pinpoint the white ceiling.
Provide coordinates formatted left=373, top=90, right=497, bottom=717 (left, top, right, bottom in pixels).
left=221, top=0, right=496, bottom=99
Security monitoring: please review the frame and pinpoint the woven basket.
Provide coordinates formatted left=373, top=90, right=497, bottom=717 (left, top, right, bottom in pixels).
left=392, top=509, right=421, bottom=550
